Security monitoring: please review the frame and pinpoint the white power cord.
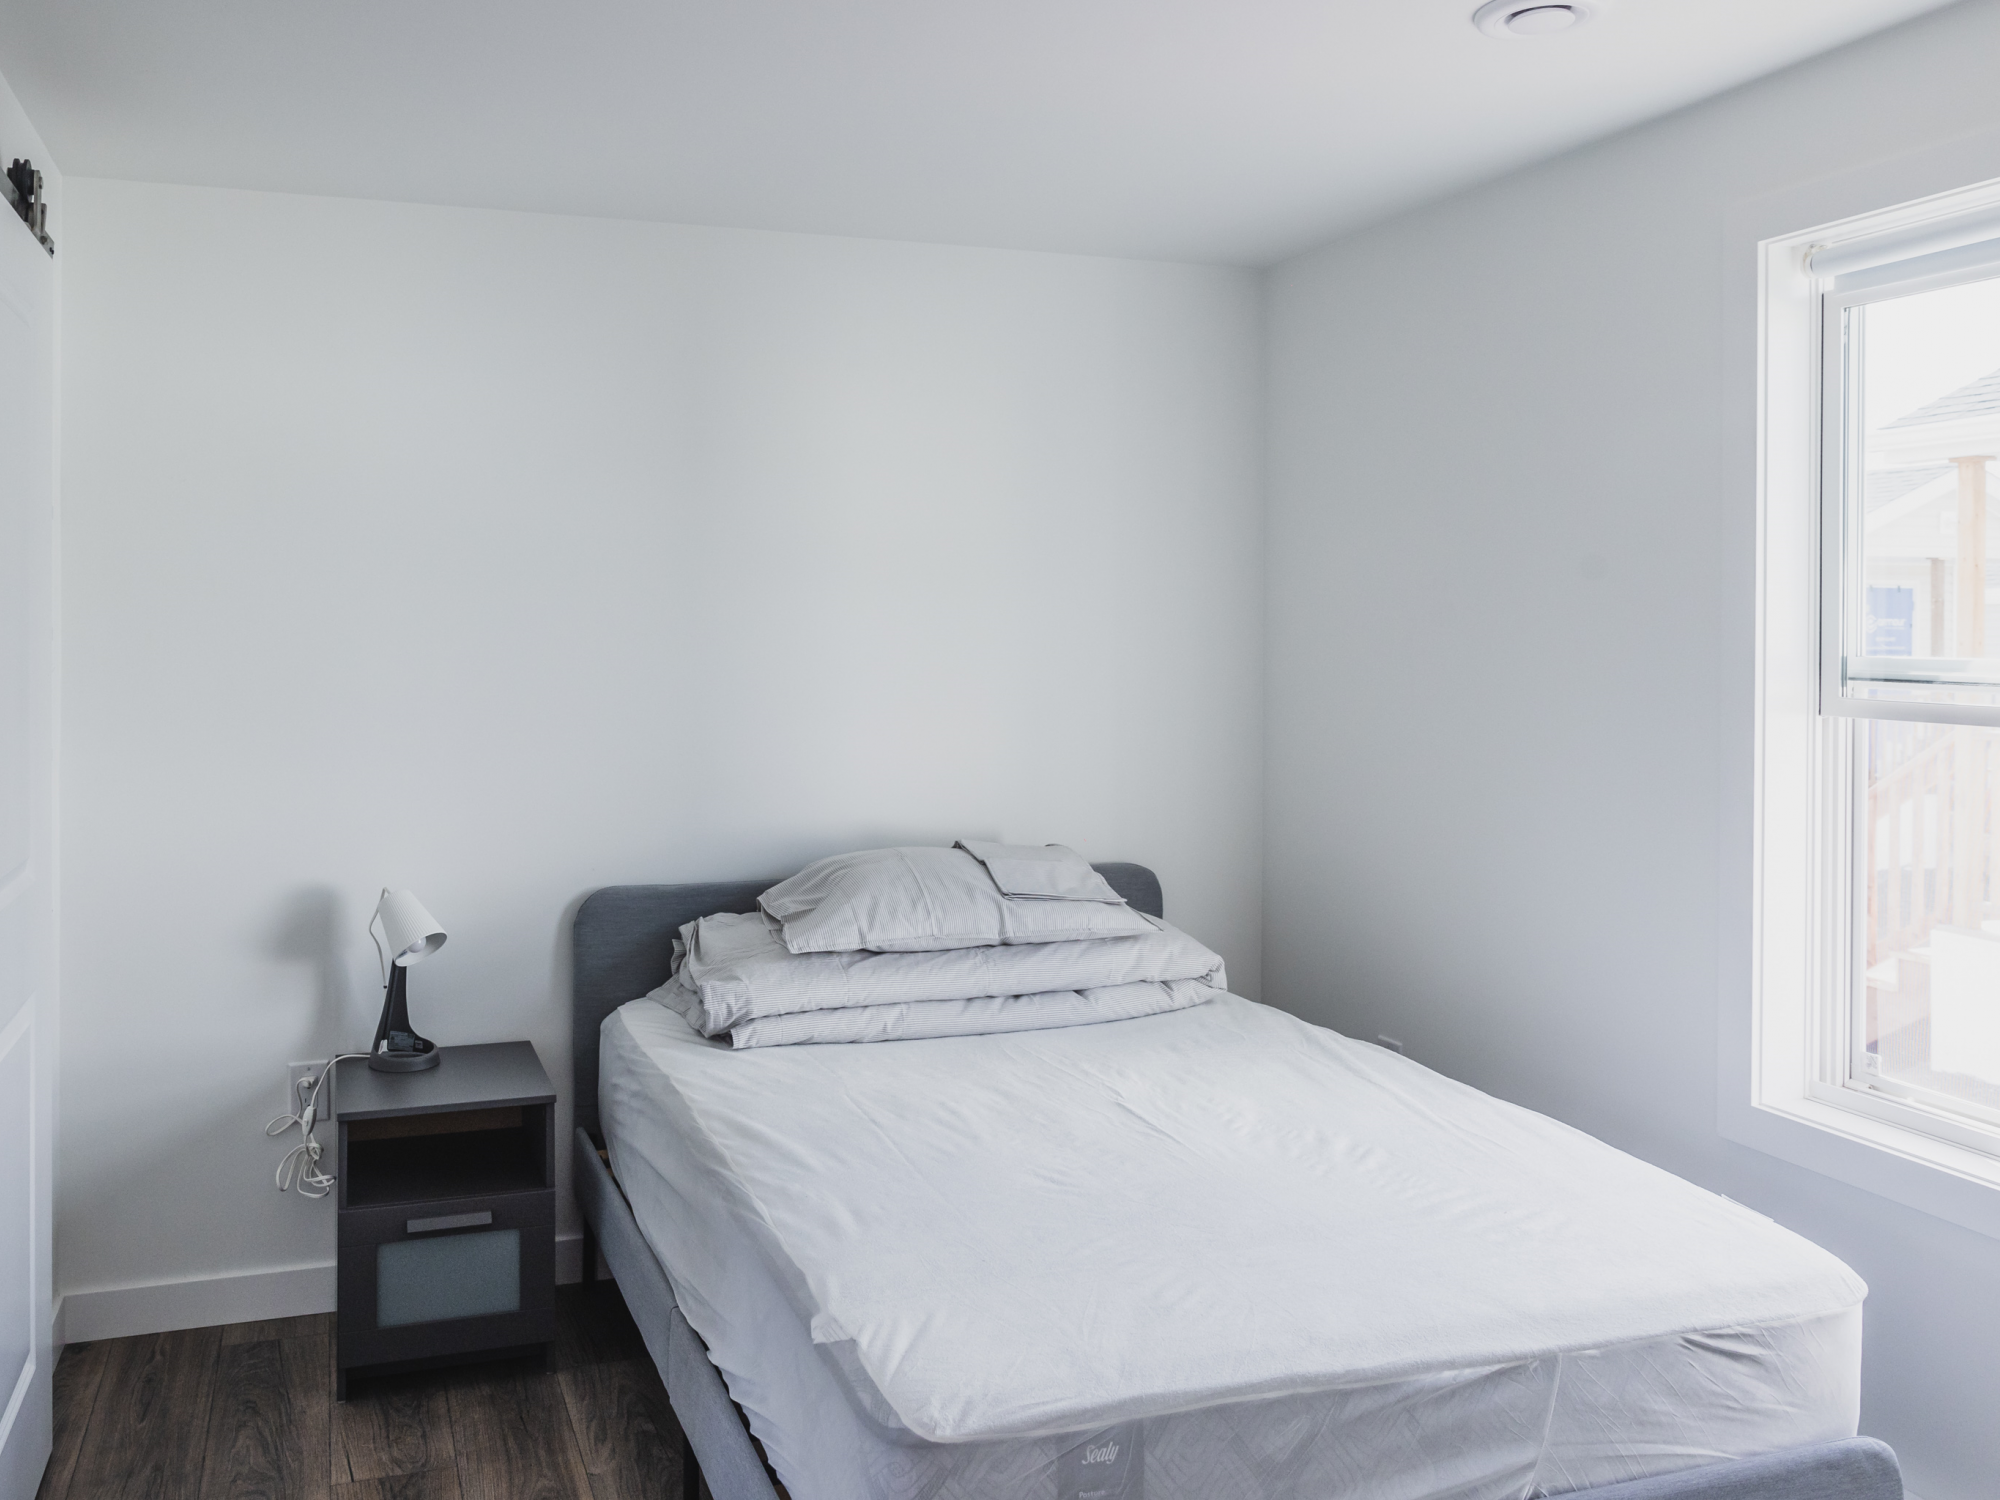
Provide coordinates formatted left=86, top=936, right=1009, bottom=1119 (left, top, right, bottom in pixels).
left=267, top=1054, right=371, bottom=1198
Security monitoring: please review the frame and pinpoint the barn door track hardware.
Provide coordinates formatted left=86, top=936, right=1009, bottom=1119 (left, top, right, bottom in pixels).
left=4, top=160, right=53, bottom=256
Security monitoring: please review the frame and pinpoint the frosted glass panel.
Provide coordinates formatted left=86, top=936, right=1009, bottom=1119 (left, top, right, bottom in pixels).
left=377, top=1229, right=519, bottom=1328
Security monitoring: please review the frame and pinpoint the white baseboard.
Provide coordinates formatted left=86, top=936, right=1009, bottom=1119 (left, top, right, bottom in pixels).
left=60, top=1234, right=605, bottom=1343
left=556, top=1230, right=614, bottom=1284
left=61, top=1262, right=337, bottom=1343
left=556, top=1229, right=585, bottom=1285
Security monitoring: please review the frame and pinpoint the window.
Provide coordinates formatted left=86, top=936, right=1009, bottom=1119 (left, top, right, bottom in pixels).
left=1753, top=182, right=2000, bottom=1197
left=1830, top=260, right=2000, bottom=1148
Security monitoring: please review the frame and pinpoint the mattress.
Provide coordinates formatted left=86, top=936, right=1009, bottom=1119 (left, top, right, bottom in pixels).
left=600, top=996, right=1864, bottom=1500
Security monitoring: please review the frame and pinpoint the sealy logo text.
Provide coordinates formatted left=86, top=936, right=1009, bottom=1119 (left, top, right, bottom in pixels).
left=1083, top=1441, right=1119, bottom=1466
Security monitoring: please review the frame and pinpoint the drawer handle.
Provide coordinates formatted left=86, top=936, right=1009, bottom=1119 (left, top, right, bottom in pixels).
left=406, top=1210, right=493, bottom=1235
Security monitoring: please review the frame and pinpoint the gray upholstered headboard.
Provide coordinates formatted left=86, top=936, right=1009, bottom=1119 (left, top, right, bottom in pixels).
left=570, top=861, right=1163, bottom=1140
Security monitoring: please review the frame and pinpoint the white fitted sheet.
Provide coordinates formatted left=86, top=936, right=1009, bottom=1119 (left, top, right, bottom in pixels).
left=600, top=997, right=1864, bottom=1499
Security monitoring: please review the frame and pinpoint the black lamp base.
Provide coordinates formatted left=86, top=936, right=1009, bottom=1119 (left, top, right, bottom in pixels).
left=369, top=964, right=441, bottom=1072
left=369, top=1041, right=439, bottom=1072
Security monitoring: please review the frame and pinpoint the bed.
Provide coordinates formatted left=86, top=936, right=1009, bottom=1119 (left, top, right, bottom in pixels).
left=569, top=865, right=1904, bottom=1500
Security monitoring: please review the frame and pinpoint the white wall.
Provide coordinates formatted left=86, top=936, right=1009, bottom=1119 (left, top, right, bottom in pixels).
left=1265, top=4, right=2000, bottom=1498
left=57, top=180, right=1262, bottom=1331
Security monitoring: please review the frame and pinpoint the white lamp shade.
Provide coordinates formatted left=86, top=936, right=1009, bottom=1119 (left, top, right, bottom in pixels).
left=375, top=889, right=446, bottom=966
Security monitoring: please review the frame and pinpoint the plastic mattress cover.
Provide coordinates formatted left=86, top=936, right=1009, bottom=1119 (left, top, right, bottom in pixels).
left=600, top=996, right=1864, bottom=1499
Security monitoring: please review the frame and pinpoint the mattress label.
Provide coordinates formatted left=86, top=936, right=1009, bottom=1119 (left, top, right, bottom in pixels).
left=1057, top=1423, right=1143, bottom=1500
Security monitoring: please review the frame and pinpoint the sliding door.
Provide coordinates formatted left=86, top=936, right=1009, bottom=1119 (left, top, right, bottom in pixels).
left=0, top=199, right=56, bottom=1498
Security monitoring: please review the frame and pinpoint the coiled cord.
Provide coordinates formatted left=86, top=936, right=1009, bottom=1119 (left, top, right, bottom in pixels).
left=266, top=1054, right=371, bottom=1198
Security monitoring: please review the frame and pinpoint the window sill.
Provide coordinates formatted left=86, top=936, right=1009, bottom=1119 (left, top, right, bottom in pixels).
left=1719, top=1077, right=2000, bottom=1240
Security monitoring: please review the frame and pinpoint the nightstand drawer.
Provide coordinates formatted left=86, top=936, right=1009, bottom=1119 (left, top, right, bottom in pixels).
left=337, top=1188, right=555, bottom=1374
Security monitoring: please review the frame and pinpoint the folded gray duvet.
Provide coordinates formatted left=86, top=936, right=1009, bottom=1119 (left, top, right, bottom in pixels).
left=648, top=910, right=1227, bottom=1048
left=656, top=976, right=1224, bottom=1048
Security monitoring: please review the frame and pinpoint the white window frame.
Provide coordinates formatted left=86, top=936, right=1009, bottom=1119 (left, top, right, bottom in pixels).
left=1742, top=165, right=2000, bottom=1237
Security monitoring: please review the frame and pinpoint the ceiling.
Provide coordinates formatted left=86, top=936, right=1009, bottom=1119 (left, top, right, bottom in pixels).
left=0, top=0, right=1963, bottom=266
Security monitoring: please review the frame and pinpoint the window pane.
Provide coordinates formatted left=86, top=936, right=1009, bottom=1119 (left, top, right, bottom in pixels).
left=1849, top=277, right=2000, bottom=703
left=1862, top=719, right=2000, bottom=1118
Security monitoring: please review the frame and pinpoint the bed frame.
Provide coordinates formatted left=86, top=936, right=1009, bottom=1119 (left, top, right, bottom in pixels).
left=569, top=867, right=1905, bottom=1500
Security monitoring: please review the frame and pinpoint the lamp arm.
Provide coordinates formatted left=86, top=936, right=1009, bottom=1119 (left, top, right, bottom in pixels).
left=370, top=964, right=434, bottom=1056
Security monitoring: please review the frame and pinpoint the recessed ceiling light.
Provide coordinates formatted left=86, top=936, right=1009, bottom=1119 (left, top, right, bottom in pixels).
left=1472, top=0, right=1595, bottom=38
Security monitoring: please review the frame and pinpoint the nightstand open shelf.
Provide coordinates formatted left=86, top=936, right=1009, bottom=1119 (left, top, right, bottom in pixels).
left=343, top=1112, right=548, bottom=1206
left=334, top=1041, right=557, bottom=1398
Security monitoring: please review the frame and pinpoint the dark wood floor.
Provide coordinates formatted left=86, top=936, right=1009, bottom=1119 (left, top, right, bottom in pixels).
left=34, top=1283, right=694, bottom=1500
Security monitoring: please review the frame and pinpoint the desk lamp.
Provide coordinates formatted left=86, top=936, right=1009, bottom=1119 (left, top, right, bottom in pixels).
left=368, top=888, right=448, bottom=1072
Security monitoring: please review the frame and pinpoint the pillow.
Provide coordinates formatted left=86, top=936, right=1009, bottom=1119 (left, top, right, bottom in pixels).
left=953, top=841, right=1127, bottom=902
left=759, top=845, right=1158, bottom=954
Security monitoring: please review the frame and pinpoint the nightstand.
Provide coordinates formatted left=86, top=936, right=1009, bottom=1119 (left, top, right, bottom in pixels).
left=333, top=1040, right=556, bottom=1399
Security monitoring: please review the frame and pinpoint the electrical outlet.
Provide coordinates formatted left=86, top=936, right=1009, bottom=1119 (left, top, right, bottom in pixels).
left=287, top=1060, right=330, bottom=1119
left=1375, top=1034, right=1406, bottom=1056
